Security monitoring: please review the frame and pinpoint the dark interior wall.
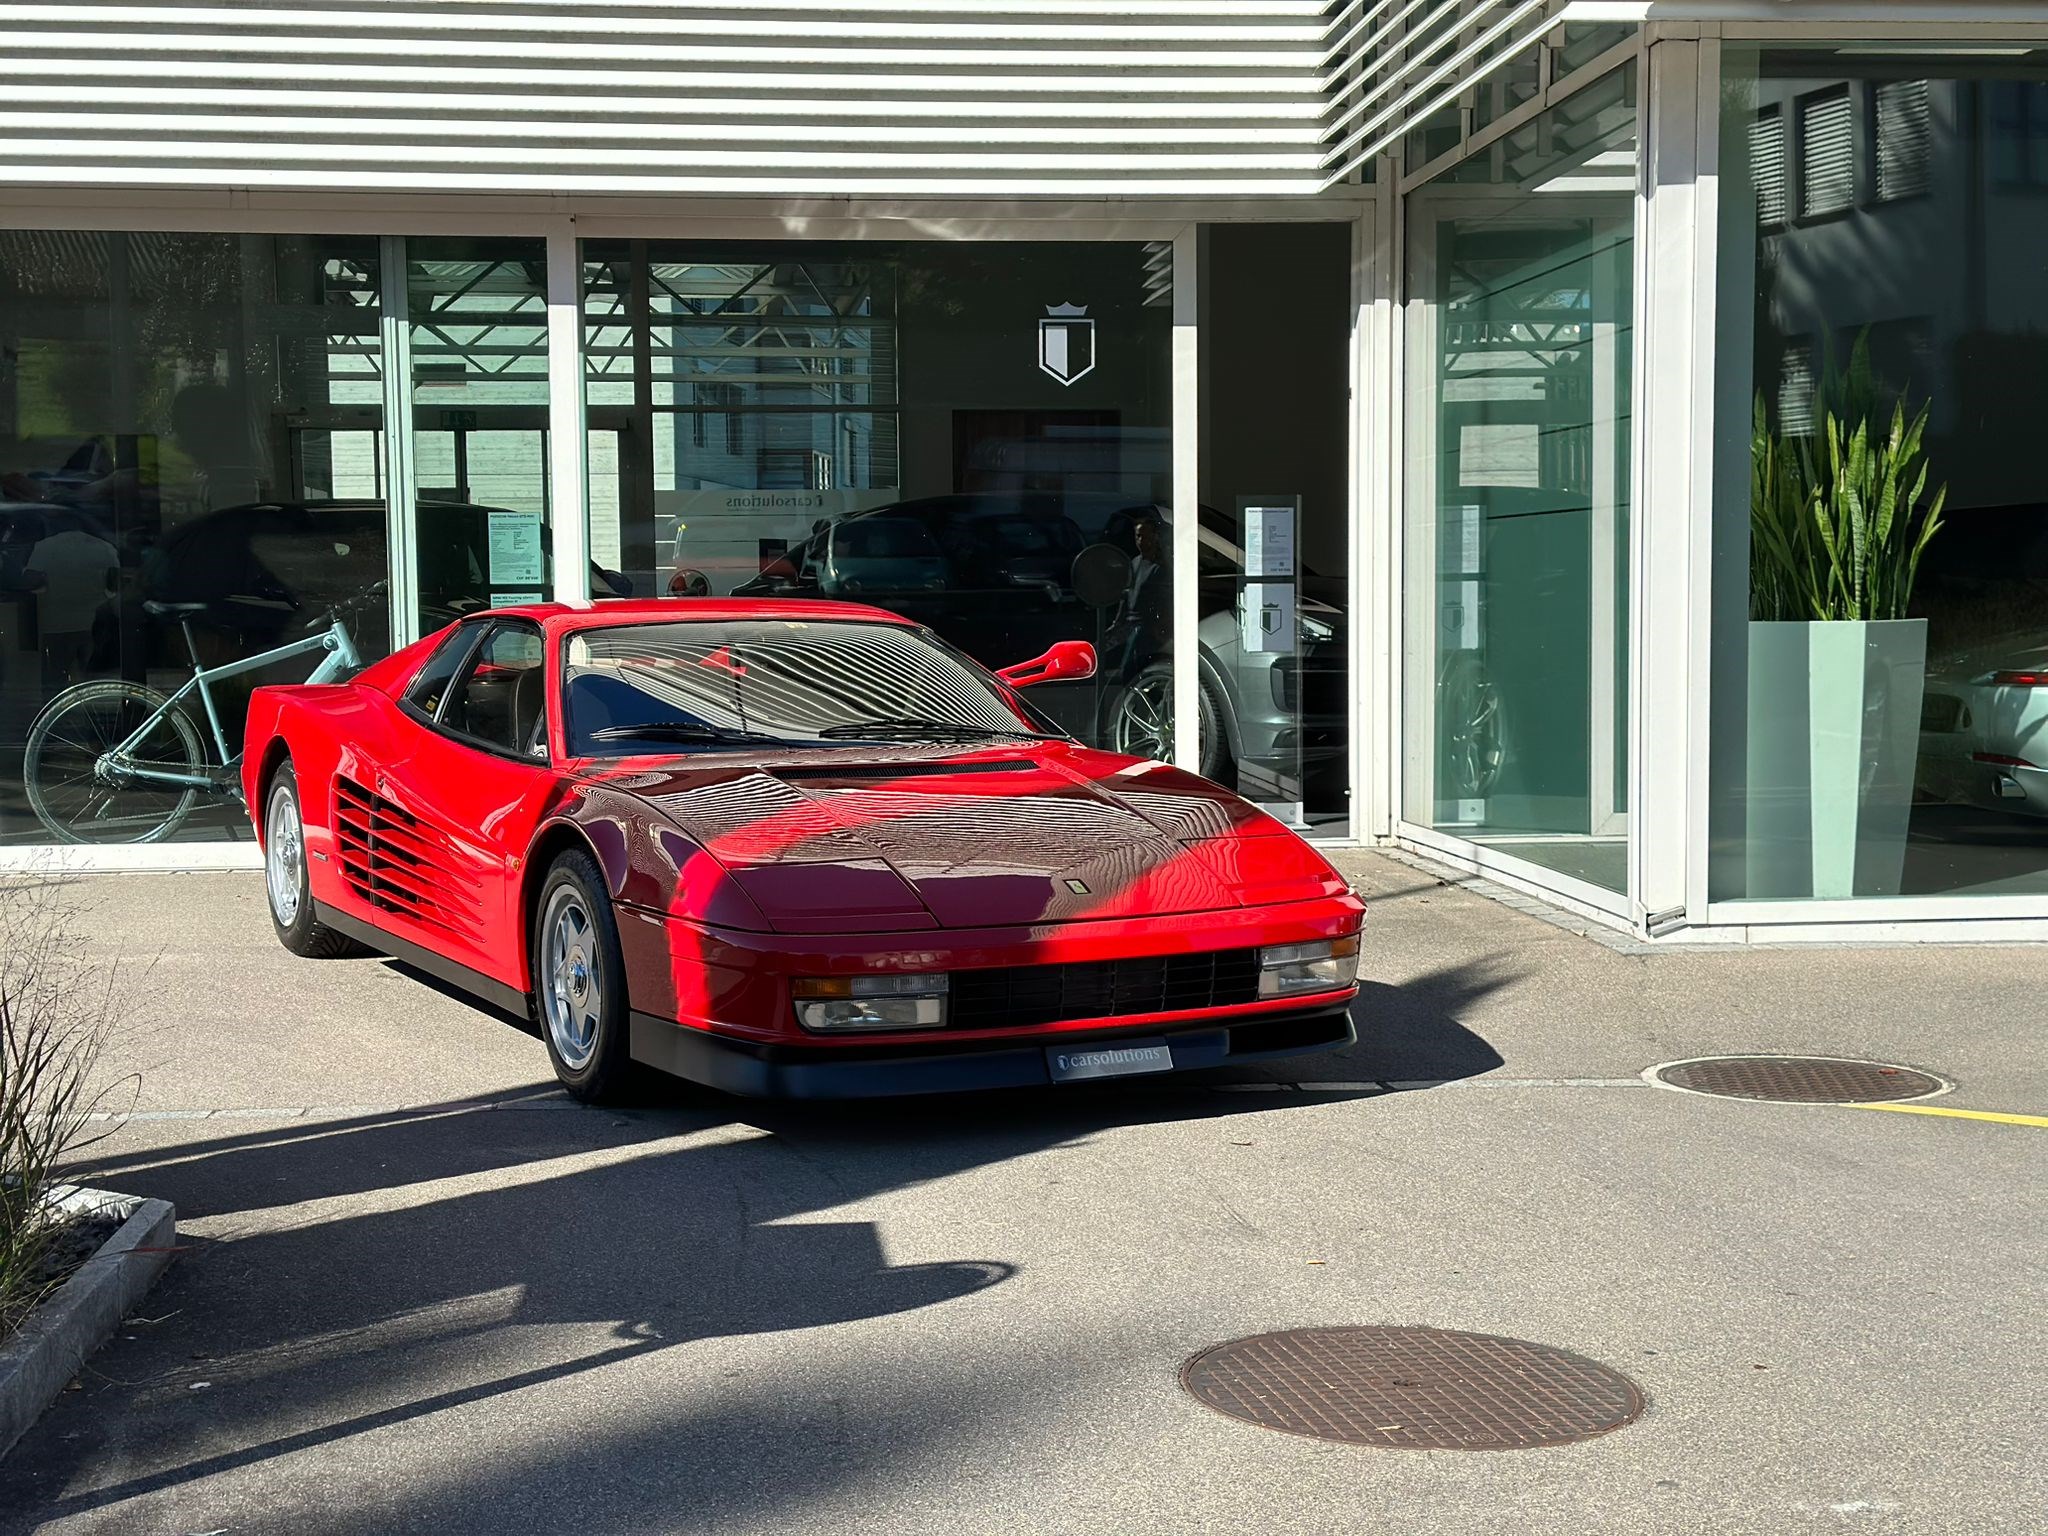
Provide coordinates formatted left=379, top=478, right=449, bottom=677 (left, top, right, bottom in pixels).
left=894, top=241, right=1171, bottom=501
left=1197, top=223, right=1352, bottom=578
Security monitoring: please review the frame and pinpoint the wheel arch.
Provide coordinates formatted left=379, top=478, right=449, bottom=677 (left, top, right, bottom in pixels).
left=252, top=735, right=294, bottom=842
left=517, top=819, right=615, bottom=993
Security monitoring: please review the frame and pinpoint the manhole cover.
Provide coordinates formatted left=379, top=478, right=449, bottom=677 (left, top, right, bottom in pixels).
left=1650, top=1055, right=1946, bottom=1104
left=1180, top=1326, right=1644, bottom=1449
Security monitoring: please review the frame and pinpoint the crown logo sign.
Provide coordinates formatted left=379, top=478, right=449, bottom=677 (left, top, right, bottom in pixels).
left=1037, top=302, right=1097, bottom=385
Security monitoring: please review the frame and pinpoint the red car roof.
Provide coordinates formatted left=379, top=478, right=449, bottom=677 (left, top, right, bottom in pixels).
left=486, top=597, right=917, bottom=632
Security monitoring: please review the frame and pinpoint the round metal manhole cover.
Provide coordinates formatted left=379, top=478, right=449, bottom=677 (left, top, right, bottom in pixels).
left=1180, top=1326, right=1644, bottom=1450
left=1649, top=1055, right=1947, bottom=1104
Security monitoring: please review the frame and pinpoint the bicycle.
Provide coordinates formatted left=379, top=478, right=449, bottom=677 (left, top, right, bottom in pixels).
left=22, top=585, right=383, bottom=844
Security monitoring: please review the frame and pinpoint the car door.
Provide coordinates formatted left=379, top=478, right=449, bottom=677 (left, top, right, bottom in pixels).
left=376, top=618, right=558, bottom=988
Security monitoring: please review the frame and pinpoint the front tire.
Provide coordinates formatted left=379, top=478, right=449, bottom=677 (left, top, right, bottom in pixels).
left=264, top=762, right=361, bottom=958
left=1104, top=662, right=1227, bottom=780
left=533, top=849, right=633, bottom=1103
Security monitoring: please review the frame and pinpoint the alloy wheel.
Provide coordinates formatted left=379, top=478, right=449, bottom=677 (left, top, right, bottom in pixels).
left=265, top=781, right=304, bottom=926
left=542, top=885, right=603, bottom=1071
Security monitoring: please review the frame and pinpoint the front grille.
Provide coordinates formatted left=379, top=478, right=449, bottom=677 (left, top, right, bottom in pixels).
left=950, top=948, right=1263, bottom=1031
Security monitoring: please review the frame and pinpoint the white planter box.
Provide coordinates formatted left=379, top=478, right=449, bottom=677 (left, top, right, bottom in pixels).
left=1744, top=619, right=1928, bottom=900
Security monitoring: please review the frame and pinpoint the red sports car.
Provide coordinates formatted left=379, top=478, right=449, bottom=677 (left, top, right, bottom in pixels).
left=243, top=599, right=1365, bottom=1101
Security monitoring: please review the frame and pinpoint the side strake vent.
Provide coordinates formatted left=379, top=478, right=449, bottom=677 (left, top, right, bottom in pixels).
left=333, top=777, right=480, bottom=940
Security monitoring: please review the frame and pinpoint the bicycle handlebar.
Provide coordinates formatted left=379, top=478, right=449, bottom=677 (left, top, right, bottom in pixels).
left=323, top=580, right=390, bottom=623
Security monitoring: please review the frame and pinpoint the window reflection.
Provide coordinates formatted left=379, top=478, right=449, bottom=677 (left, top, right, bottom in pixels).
left=1402, top=68, right=1638, bottom=895
left=0, top=232, right=388, bottom=843
left=1715, top=49, right=2048, bottom=899
left=581, top=241, right=1173, bottom=754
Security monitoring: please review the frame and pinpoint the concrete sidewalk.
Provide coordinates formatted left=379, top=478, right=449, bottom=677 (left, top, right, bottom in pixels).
left=0, top=856, right=2041, bottom=1535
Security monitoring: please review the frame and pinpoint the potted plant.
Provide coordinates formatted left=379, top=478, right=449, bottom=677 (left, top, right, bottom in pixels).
left=1745, top=334, right=1947, bottom=898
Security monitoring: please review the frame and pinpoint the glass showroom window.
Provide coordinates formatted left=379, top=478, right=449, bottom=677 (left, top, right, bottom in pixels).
left=1198, top=223, right=1353, bottom=833
left=581, top=239, right=1174, bottom=753
left=1401, top=66, right=1638, bottom=897
left=405, top=238, right=560, bottom=631
left=1711, top=48, right=2048, bottom=902
left=0, top=232, right=388, bottom=845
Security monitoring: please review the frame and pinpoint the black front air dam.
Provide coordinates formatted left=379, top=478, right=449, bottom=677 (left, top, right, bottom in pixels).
left=628, top=1003, right=1357, bottom=1100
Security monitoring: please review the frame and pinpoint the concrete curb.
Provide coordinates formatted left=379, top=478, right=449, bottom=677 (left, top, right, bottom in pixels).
left=0, top=1186, right=177, bottom=1458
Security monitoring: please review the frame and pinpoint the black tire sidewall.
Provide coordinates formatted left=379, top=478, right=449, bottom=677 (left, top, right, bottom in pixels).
left=532, top=850, right=631, bottom=1101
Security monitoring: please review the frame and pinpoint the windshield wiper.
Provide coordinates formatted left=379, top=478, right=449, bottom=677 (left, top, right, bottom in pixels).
left=588, top=721, right=792, bottom=747
left=817, top=717, right=1058, bottom=743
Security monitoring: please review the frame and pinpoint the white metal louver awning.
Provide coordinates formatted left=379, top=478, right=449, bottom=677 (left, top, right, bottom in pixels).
left=0, top=1, right=1623, bottom=198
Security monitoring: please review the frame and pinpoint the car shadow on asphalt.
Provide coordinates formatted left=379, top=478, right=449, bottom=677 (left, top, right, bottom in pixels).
left=1, top=966, right=1512, bottom=1534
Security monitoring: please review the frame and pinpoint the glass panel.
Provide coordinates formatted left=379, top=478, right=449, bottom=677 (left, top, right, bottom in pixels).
left=0, top=232, right=387, bottom=844
left=1712, top=47, right=2048, bottom=900
left=1402, top=65, right=1638, bottom=895
left=407, top=239, right=552, bottom=627
left=582, top=240, right=1173, bottom=754
left=1198, top=223, right=1352, bottom=832
left=442, top=622, right=546, bottom=757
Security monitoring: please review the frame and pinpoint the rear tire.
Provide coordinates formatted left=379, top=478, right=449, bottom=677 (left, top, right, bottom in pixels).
left=532, top=849, right=634, bottom=1103
left=264, top=762, right=362, bottom=958
left=24, top=681, right=204, bottom=844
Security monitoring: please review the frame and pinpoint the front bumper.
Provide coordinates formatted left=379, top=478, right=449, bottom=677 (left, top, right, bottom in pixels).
left=628, top=999, right=1356, bottom=1099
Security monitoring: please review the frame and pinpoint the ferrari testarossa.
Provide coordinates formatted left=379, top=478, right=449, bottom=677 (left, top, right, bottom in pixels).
left=243, top=599, right=1365, bottom=1101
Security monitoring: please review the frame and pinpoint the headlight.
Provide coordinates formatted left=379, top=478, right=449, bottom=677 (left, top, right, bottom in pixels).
left=792, top=973, right=949, bottom=1032
left=1258, top=935, right=1361, bottom=998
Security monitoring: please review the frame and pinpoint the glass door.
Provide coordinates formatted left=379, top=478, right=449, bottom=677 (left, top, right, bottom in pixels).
left=1401, top=67, right=1638, bottom=897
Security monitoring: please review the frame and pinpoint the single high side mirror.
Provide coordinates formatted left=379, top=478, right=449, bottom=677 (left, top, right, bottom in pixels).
left=997, top=639, right=1097, bottom=689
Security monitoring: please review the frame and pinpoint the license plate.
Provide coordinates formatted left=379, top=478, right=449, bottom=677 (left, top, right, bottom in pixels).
left=1046, top=1039, right=1174, bottom=1083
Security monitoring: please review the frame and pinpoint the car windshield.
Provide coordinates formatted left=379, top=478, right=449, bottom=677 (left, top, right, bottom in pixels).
left=564, top=619, right=1058, bottom=756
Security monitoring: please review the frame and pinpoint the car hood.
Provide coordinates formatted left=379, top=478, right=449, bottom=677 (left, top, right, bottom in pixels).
left=583, top=743, right=1348, bottom=934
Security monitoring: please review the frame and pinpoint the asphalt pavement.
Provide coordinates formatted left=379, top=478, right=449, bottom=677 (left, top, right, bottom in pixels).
left=0, top=854, right=2042, bottom=1535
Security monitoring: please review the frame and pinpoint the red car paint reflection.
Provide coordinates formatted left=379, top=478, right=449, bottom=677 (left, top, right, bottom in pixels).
left=245, top=599, right=1365, bottom=1100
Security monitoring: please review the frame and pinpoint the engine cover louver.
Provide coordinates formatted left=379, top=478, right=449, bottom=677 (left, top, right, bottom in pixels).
left=333, top=777, right=481, bottom=941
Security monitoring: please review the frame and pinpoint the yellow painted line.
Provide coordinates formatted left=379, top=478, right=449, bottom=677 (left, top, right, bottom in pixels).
left=1846, top=1103, right=2048, bottom=1128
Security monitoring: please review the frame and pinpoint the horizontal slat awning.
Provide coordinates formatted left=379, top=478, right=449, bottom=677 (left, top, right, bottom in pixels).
left=0, top=0, right=1628, bottom=198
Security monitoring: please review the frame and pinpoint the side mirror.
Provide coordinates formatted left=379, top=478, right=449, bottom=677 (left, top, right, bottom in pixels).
left=997, top=639, right=1097, bottom=689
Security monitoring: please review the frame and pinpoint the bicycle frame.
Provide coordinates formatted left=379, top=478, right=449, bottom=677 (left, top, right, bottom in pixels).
left=100, top=617, right=364, bottom=796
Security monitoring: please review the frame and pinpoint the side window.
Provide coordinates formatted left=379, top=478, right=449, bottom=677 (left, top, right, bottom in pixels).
left=439, top=623, right=548, bottom=759
left=405, top=624, right=485, bottom=720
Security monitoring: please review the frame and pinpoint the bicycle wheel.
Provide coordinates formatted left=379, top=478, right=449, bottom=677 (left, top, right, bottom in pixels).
left=24, top=681, right=207, bottom=844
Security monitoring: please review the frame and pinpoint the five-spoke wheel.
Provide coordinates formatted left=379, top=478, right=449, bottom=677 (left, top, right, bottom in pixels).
left=532, top=848, right=632, bottom=1101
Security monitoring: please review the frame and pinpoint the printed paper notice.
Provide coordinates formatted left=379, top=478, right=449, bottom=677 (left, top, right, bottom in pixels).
left=487, top=509, right=545, bottom=585
left=1244, top=506, right=1296, bottom=579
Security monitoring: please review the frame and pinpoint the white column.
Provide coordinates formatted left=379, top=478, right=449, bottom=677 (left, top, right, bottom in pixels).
left=377, top=234, right=419, bottom=647
left=546, top=218, right=591, bottom=607
left=1358, top=178, right=1397, bottom=841
left=1631, top=33, right=1720, bottom=928
left=1170, top=223, right=1200, bottom=773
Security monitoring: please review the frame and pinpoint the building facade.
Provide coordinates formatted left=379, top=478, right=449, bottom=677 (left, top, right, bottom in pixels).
left=2, top=1, right=2046, bottom=942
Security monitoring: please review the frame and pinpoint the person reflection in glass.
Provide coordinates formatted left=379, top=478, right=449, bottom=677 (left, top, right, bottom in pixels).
left=1110, top=509, right=1171, bottom=684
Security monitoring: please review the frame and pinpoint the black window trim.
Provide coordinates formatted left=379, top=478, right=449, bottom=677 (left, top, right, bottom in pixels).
left=400, top=620, right=491, bottom=728
left=410, top=616, right=552, bottom=765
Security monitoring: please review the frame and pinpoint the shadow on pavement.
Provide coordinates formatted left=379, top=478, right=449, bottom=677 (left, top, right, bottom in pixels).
left=2, top=964, right=1512, bottom=1534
